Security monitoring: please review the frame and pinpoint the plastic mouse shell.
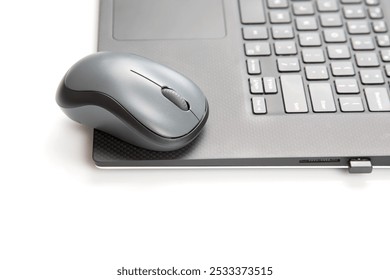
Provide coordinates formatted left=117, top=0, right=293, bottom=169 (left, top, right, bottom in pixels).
left=63, top=52, right=208, bottom=139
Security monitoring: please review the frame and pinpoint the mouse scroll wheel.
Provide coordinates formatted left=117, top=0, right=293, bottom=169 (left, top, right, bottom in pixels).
left=161, top=87, right=189, bottom=111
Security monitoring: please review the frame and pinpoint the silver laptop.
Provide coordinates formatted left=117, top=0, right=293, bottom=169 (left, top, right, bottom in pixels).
left=94, top=0, right=390, bottom=173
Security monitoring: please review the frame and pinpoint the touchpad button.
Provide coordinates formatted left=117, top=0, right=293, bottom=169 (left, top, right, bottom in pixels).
left=113, top=0, right=226, bottom=40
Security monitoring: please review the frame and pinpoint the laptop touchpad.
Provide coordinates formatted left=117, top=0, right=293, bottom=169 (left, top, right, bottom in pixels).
left=113, top=0, right=226, bottom=40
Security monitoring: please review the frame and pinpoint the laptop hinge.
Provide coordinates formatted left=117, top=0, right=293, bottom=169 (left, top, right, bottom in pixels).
left=349, top=159, right=373, bottom=174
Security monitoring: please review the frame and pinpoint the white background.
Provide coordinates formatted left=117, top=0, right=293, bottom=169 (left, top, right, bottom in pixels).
left=1, top=1, right=389, bottom=279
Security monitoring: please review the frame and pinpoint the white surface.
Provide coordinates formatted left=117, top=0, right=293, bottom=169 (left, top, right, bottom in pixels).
left=0, top=1, right=389, bottom=279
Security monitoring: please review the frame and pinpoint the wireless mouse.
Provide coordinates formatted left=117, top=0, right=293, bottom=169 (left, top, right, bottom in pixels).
left=56, top=52, right=209, bottom=151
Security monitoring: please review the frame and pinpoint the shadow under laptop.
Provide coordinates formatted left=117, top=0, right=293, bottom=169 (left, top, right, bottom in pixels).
left=47, top=121, right=389, bottom=189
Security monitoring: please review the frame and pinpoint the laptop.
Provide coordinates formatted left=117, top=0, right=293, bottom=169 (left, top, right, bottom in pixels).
left=94, top=0, right=390, bottom=173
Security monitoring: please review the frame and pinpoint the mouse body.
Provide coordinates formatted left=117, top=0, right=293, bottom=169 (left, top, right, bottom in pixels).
left=56, top=52, right=209, bottom=151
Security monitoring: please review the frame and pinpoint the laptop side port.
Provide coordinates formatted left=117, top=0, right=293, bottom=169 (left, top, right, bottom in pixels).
left=299, top=158, right=341, bottom=164
left=349, top=159, right=373, bottom=174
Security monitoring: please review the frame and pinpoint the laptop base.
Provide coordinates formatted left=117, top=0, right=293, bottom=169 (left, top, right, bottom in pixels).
left=94, top=0, right=390, bottom=169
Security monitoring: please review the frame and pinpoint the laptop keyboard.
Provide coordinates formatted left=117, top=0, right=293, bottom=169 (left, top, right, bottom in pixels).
left=239, top=0, right=390, bottom=114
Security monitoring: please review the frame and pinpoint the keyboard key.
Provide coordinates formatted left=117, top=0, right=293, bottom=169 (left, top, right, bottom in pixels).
left=243, top=26, right=268, bottom=40
left=347, top=21, right=370, bottom=34
left=272, top=25, right=294, bottom=39
left=320, top=14, right=343, bottom=27
left=380, top=50, right=390, bottom=61
left=365, top=88, right=390, bottom=111
left=249, top=78, right=263, bottom=94
left=275, top=41, right=297, bottom=55
left=365, top=0, right=380, bottom=6
left=339, top=97, right=364, bottom=112
left=239, top=0, right=266, bottom=24
left=240, top=0, right=390, bottom=116
left=377, top=35, right=390, bottom=47
left=324, top=29, right=347, bottom=43
left=335, top=79, right=360, bottom=94
left=299, top=33, right=322, bottom=46
left=373, top=21, right=388, bottom=33
left=267, top=0, right=288, bottom=8
left=317, top=0, right=339, bottom=12
left=281, top=75, right=309, bottom=113
left=369, top=7, right=383, bottom=19
left=341, top=0, right=362, bottom=3
left=385, top=65, right=390, bottom=77
left=270, top=10, right=291, bottom=23
left=331, top=62, right=355, bottom=76
left=351, top=36, right=375, bottom=50
left=263, top=77, right=278, bottom=94
left=277, top=58, right=301, bottom=72
left=245, top=42, right=271, bottom=56
left=252, top=97, right=267, bottom=114
left=305, top=66, right=329, bottom=80
left=343, top=5, right=366, bottom=19
left=355, top=52, right=380, bottom=67
left=309, top=83, right=336, bottom=112
left=302, top=48, right=326, bottom=63
left=360, top=69, right=385, bottom=84
left=247, top=59, right=261, bottom=74
left=296, top=17, right=318, bottom=31
left=293, top=2, right=315, bottom=15
left=327, top=45, right=351, bottom=59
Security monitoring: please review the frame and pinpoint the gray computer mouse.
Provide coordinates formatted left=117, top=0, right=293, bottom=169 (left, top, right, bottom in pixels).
left=56, top=52, right=209, bottom=151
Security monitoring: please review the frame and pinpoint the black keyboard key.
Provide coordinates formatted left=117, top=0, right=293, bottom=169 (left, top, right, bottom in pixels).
left=281, top=75, right=309, bottom=113
left=365, top=88, right=390, bottom=111
left=239, top=0, right=266, bottom=24
left=309, top=83, right=336, bottom=112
